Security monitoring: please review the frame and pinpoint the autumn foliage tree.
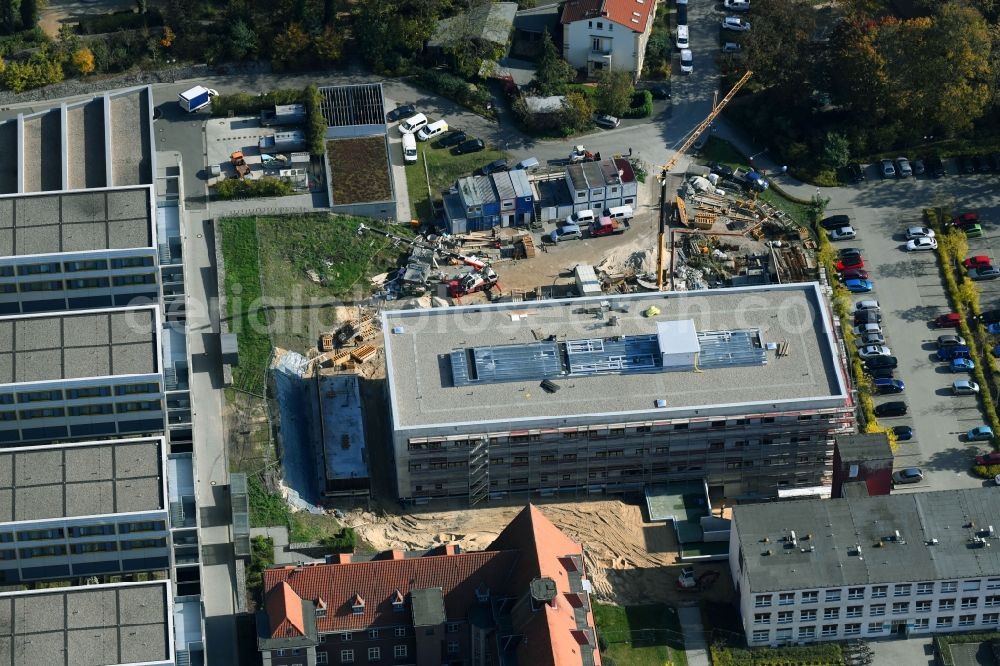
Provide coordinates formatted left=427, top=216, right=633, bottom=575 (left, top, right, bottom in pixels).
left=73, top=47, right=95, bottom=75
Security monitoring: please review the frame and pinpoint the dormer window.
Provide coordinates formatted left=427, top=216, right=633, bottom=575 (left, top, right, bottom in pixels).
left=316, top=598, right=328, bottom=618
left=475, top=584, right=490, bottom=602
left=352, top=593, right=365, bottom=615
left=392, top=589, right=405, bottom=612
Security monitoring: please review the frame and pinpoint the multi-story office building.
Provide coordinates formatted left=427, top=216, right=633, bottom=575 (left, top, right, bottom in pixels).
left=0, top=305, right=164, bottom=445
left=0, top=186, right=158, bottom=315
left=382, top=283, right=853, bottom=505
left=730, top=487, right=1000, bottom=646
left=257, top=505, right=601, bottom=666
left=0, top=580, right=175, bottom=665
left=0, top=437, right=169, bottom=584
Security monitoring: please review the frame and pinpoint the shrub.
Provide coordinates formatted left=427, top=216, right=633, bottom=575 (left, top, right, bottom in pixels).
left=414, top=68, right=492, bottom=116
left=623, top=90, right=653, bottom=119
left=304, top=84, right=326, bottom=156
left=319, top=527, right=358, bottom=553
left=215, top=176, right=294, bottom=200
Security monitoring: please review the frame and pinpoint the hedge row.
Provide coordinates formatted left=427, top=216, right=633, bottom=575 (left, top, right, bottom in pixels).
left=710, top=643, right=843, bottom=666
left=414, top=68, right=493, bottom=117
left=210, top=88, right=305, bottom=118
left=304, top=84, right=326, bottom=157
left=925, top=207, right=1000, bottom=462
left=623, top=90, right=653, bottom=119
left=215, top=176, right=294, bottom=199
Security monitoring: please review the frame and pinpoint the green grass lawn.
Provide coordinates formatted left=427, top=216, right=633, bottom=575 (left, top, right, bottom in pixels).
left=699, top=137, right=812, bottom=228
left=404, top=139, right=506, bottom=224
left=593, top=602, right=686, bottom=666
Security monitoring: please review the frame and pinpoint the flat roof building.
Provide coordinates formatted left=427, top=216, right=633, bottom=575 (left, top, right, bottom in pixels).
left=0, top=305, right=164, bottom=446
left=0, top=186, right=158, bottom=315
left=0, top=580, right=173, bottom=665
left=730, top=487, right=1000, bottom=646
left=383, top=283, right=853, bottom=505
left=0, top=437, right=169, bottom=584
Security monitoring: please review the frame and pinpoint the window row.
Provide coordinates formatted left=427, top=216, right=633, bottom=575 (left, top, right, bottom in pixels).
left=2, top=257, right=155, bottom=277
left=754, top=579, right=1000, bottom=607
left=752, top=613, right=1000, bottom=643
left=328, top=644, right=410, bottom=663
left=0, top=383, right=161, bottom=405
left=2, top=521, right=166, bottom=543
left=8, top=273, right=156, bottom=293
left=0, top=400, right=162, bottom=420
left=2, top=537, right=167, bottom=559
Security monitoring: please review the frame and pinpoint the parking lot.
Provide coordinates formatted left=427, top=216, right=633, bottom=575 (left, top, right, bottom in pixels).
left=823, top=163, right=1000, bottom=492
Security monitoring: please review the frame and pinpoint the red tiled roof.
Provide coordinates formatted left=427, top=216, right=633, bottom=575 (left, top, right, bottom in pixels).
left=265, top=581, right=307, bottom=639
left=262, top=550, right=519, bottom=632
left=561, top=0, right=654, bottom=33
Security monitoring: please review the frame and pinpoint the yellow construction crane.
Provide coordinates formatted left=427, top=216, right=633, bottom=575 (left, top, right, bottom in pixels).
left=656, top=70, right=753, bottom=290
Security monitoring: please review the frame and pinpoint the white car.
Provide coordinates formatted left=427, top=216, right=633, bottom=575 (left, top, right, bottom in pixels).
left=721, top=16, right=750, bottom=31
left=859, top=345, right=892, bottom=359
left=853, top=323, right=883, bottom=336
left=906, top=237, right=938, bottom=252
left=724, top=0, right=750, bottom=10
left=854, top=299, right=880, bottom=313
left=905, top=226, right=935, bottom=240
left=680, top=49, right=693, bottom=74
left=721, top=42, right=742, bottom=53
left=829, top=226, right=857, bottom=241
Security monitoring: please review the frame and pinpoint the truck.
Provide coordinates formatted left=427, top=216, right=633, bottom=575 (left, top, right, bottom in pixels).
left=230, top=151, right=250, bottom=179
left=178, top=86, right=218, bottom=113
left=589, top=216, right=626, bottom=237
left=733, top=167, right=769, bottom=192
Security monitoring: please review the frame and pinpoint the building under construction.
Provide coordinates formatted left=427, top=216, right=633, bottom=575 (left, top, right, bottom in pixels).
left=382, top=283, right=855, bottom=506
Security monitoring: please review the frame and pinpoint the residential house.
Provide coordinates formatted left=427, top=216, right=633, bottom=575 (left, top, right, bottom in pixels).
left=560, top=0, right=658, bottom=79
left=257, top=504, right=602, bottom=666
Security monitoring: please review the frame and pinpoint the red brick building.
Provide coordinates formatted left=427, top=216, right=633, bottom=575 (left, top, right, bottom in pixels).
left=257, top=505, right=602, bottom=666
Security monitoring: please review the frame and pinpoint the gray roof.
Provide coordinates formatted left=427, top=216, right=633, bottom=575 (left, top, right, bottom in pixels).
left=524, top=95, right=566, bottom=114
left=383, top=284, right=847, bottom=429
left=318, top=373, right=368, bottom=482
left=318, top=84, right=386, bottom=128
left=513, top=2, right=562, bottom=34
left=0, top=187, right=153, bottom=258
left=581, top=162, right=605, bottom=188
left=509, top=168, right=532, bottom=198
left=429, top=2, right=518, bottom=48
left=492, top=171, right=516, bottom=200
left=0, top=581, right=170, bottom=665
left=411, top=587, right=447, bottom=627
left=567, top=164, right=588, bottom=191
left=734, top=487, right=1000, bottom=593
left=0, top=307, right=158, bottom=385
left=836, top=432, right=892, bottom=462
left=458, top=176, right=497, bottom=208
left=0, top=438, right=164, bottom=523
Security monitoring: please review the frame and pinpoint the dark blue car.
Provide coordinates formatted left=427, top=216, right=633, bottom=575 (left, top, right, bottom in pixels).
left=893, top=425, right=913, bottom=441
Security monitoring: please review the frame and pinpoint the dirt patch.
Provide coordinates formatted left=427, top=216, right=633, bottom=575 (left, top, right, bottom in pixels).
left=341, top=498, right=732, bottom=606
left=327, top=137, right=392, bottom=205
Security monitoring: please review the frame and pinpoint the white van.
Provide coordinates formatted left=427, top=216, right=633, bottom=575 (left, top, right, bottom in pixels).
left=565, top=209, right=596, bottom=227
left=417, top=119, right=449, bottom=142
left=605, top=205, right=633, bottom=221
left=680, top=49, right=693, bottom=74
left=402, top=133, right=417, bottom=164
left=399, top=113, right=428, bottom=135
left=676, top=25, right=689, bottom=50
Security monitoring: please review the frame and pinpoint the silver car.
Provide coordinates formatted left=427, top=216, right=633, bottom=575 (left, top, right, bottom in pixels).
left=953, top=380, right=980, bottom=395
left=896, top=157, right=912, bottom=177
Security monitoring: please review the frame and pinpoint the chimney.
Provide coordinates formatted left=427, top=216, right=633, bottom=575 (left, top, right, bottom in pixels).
left=391, top=549, right=405, bottom=560
left=444, top=544, right=457, bottom=556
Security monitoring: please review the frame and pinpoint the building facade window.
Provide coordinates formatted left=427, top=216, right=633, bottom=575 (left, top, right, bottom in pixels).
left=984, top=613, right=1000, bottom=625
left=825, top=590, right=841, bottom=603
left=368, top=629, right=379, bottom=640
left=798, top=626, right=815, bottom=639
left=913, top=618, right=929, bottom=630
left=752, top=630, right=769, bottom=642
left=917, top=582, right=934, bottom=595
left=316, top=653, right=328, bottom=664
left=941, top=582, right=958, bottom=593
left=393, top=645, right=407, bottom=658
left=776, top=628, right=792, bottom=641
left=394, top=627, right=406, bottom=637
left=367, top=648, right=380, bottom=660
left=778, top=593, right=794, bottom=606
left=340, top=649, right=354, bottom=663
left=823, top=608, right=839, bottom=620
left=848, top=588, right=864, bottom=600
left=871, top=586, right=888, bottom=598
left=800, top=609, right=816, bottom=622
left=916, top=600, right=932, bottom=613
left=892, top=602, right=909, bottom=615
left=867, top=622, right=885, bottom=633
left=961, top=597, right=978, bottom=609
left=939, top=599, right=956, bottom=611
left=777, top=611, right=793, bottom=624
left=844, top=623, right=861, bottom=636
left=959, top=615, right=976, bottom=627
left=821, top=625, right=837, bottom=637
left=846, top=606, right=863, bottom=618
left=801, top=591, right=818, bottom=604
left=870, top=604, right=885, bottom=617
left=937, top=617, right=953, bottom=628
left=753, top=613, right=770, bottom=625
left=447, top=641, right=459, bottom=654
left=755, top=595, right=772, bottom=608
left=894, top=584, right=911, bottom=597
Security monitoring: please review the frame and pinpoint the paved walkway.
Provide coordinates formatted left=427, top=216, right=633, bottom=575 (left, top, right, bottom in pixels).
left=677, top=605, right=710, bottom=666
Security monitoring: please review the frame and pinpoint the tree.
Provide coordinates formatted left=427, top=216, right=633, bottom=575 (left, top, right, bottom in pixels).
left=561, top=91, right=593, bottom=132
left=743, top=0, right=816, bottom=92
left=135, top=0, right=146, bottom=14
left=272, top=22, right=311, bottom=69
left=73, top=47, right=95, bottom=75
left=819, top=131, right=850, bottom=169
left=533, top=29, right=575, bottom=95
left=594, top=69, right=633, bottom=117
left=19, top=0, right=35, bottom=29
left=0, top=0, right=20, bottom=34
left=313, top=25, right=344, bottom=64
left=229, top=20, right=259, bottom=60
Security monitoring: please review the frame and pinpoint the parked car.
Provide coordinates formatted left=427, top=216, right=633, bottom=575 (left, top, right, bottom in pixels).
left=981, top=310, right=1000, bottom=325
left=865, top=355, right=897, bottom=369
left=385, top=104, right=416, bottom=123
left=711, top=163, right=735, bottom=178
left=875, top=378, right=905, bottom=394
left=911, top=159, right=925, bottom=176
left=925, top=155, right=946, bottom=177
left=859, top=345, right=892, bottom=359
left=853, top=323, right=883, bottom=336
left=953, top=380, right=980, bottom=395
left=906, top=237, right=938, bottom=252
left=969, top=266, right=1000, bottom=281
left=836, top=255, right=864, bottom=272
left=972, top=155, right=985, bottom=172
left=968, top=426, right=995, bottom=442
left=896, top=157, right=913, bottom=177
left=965, top=224, right=984, bottom=238
left=854, top=310, right=882, bottom=325
left=952, top=211, right=979, bottom=227
left=937, top=345, right=970, bottom=361
left=548, top=224, right=583, bottom=243
left=938, top=335, right=966, bottom=347
left=721, top=42, right=742, bottom=53
left=892, top=467, right=923, bottom=484
left=821, top=214, right=852, bottom=230
left=480, top=159, right=509, bottom=175
left=987, top=323, right=1000, bottom=335
left=839, top=268, right=869, bottom=281
left=398, top=113, right=429, bottom=135
left=976, top=452, right=1000, bottom=466
left=934, top=313, right=961, bottom=328
left=451, top=138, right=485, bottom=155
left=839, top=247, right=863, bottom=258
left=854, top=299, right=880, bottom=313
left=594, top=113, right=621, bottom=129
left=867, top=366, right=896, bottom=379
left=875, top=401, right=908, bottom=417
left=724, top=0, right=750, bottom=10
left=721, top=16, right=751, bottom=31
left=845, top=278, right=874, bottom=293
left=893, top=425, right=914, bottom=441
left=964, top=255, right=992, bottom=269
left=880, top=159, right=896, bottom=178
left=951, top=357, right=976, bottom=373
left=830, top=227, right=857, bottom=241
left=858, top=332, right=886, bottom=346
left=677, top=2, right=687, bottom=24
left=847, top=163, right=866, bottom=182
left=680, top=49, right=693, bottom=74
left=905, top=226, right=935, bottom=240
left=645, top=83, right=671, bottom=100
left=958, top=155, right=976, bottom=174
left=439, top=130, right=467, bottom=148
